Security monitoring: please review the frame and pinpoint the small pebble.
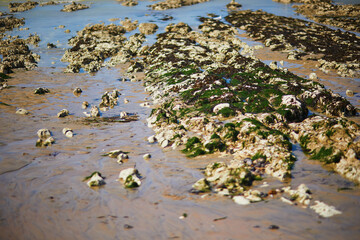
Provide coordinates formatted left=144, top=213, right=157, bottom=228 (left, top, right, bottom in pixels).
left=64, top=29, right=71, bottom=33
left=143, top=153, right=151, bottom=159
left=124, top=224, right=133, bottom=229
left=82, top=101, right=89, bottom=109
left=346, top=89, right=354, bottom=97
left=16, top=108, right=29, bottom=115
left=269, top=225, right=279, bottom=230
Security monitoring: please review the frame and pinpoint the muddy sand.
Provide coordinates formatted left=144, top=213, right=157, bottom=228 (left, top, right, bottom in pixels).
left=0, top=0, right=360, bottom=239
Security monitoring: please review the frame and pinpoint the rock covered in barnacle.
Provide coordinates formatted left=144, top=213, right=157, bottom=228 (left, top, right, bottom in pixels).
left=99, top=90, right=120, bottom=108
left=36, top=129, right=55, bottom=147
left=138, top=23, right=158, bottom=35
left=280, top=95, right=308, bottom=122
left=61, top=2, right=89, bottom=12
left=226, top=0, right=241, bottom=10
left=150, top=0, right=209, bottom=10
left=90, top=106, right=100, bottom=117
left=118, top=168, right=141, bottom=188
left=120, top=18, right=138, bottom=32
left=8, top=1, right=38, bottom=12
left=310, top=201, right=341, bottom=218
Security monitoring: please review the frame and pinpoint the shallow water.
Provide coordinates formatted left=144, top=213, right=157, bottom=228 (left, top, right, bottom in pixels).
left=1, top=1, right=360, bottom=239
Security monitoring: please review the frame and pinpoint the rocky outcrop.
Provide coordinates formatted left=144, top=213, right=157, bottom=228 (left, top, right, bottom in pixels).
left=8, top=1, right=38, bottom=12
left=61, top=2, right=89, bottom=12
left=138, top=23, right=158, bottom=35
left=225, top=10, right=360, bottom=77
left=150, top=0, right=209, bottom=10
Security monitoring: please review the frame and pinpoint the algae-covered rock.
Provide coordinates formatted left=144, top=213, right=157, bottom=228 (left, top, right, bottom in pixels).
left=118, top=168, right=141, bottom=188
left=85, top=172, right=105, bottom=187
left=192, top=178, right=211, bottom=192
left=103, top=149, right=128, bottom=158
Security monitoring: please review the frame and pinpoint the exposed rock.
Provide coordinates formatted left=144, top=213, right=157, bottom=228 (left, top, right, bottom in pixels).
left=82, top=101, right=89, bottom=109
left=346, top=89, right=354, bottom=97
left=34, top=87, right=50, bottom=95
left=37, top=129, right=51, bottom=139
left=9, top=1, right=38, bottom=12
left=150, top=0, right=209, bottom=10
left=99, top=90, right=120, bottom=108
left=118, top=168, right=141, bottom=188
left=143, top=153, right=151, bottom=159
left=47, top=43, right=57, bottom=49
left=85, top=172, right=105, bottom=187
left=233, top=196, right=250, bottom=205
left=120, top=111, right=128, bottom=119
left=117, top=153, right=129, bottom=164
left=294, top=2, right=360, bottom=33
left=62, top=128, right=73, bottom=138
left=225, top=10, right=360, bottom=77
left=120, top=18, right=138, bottom=32
left=213, top=103, right=230, bottom=114
left=283, top=184, right=312, bottom=205
left=36, top=129, right=55, bottom=147
left=226, top=0, right=241, bottom=10
left=138, top=23, right=158, bottom=35
left=61, top=2, right=89, bottom=12
left=90, top=106, right=100, bottom=117
left=310, top=200, right=342, bottom=218
left=103, top=149, right=128, bottom=158
left=57, top=109, right=69, bottom=118
left=61, top=23, right=127, bottom=73
left=192, top=178, right=211, bottom=192
left=119, top=0, right=138, bottom=7
left=309, top=72, right=318, bottom=80
left=148, top=135, right=157, bottom=143
left=16, top=108, right=29, bottom=115
left=73, top=87, right=82, bottom=96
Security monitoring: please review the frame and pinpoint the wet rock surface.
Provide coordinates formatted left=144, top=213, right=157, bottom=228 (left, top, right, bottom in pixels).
left=294, top=2, right=360, bottom=33
left=61, top=2, right=89, bottom=12
left=141, top=18, right=359, bottom=193
left=225, top=10, right=360, bottom=77
left=150, top=0, right=209, bottom=10
left=8, top=1, right=38, bottom=13
left=138, top=23, right=158, bottom=35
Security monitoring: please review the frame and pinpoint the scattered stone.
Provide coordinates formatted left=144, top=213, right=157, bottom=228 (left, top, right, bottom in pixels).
left=120, top=111, right=128, bottom=119
left=117, top=153, right=129, bottom=164
left=99, top=90, right=120, bottom=108
left=85, top=172, right=105, bottom=187
left=82, top=101, right=89, bottom=109
left=147, top=135, right=157, bottom=143
left=73, top=87, right=82, bottom=96
left=268, top=225, right=279, bottom=230
left=36, top=129, right=55, bottom=147
left=123, top=224, right=133, bottom=229
left=310, top=201, right=342, bottom=218
left=103, top=149, right=128, bottom=158
left=123, top=98, right=130, bottom=104
left=47, top=43, right=57, bottom=49
left=62, top=128, right=73, bottom=138
left=143, top=153, right=151, bottom=159
left=118, top=168, right=141, bottom=188
left=37, top=129, right=51, bottom=139
left=138, top=23, right=158, bottom=35
left=90, top=106, right=100, bottom=117
left=57, top=25, right=65, bottom=29
left=309, top=72, right=318, bottom=80
left=57, top=109, right=69, bottom=118
left=34, top=87, right=50, bottom=95
left=61, top=2, right=89, bottom=12
left=233, top=196, right=251, bottom=205
left=16, top=108, right=29, bottom=115
left=64, top=29, right=70, bottom=33
left=346, top=89, right=354, bottom=97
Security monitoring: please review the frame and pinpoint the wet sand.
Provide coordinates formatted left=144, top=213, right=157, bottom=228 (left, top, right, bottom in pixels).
left=1, top=0, right=360, bottom=239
